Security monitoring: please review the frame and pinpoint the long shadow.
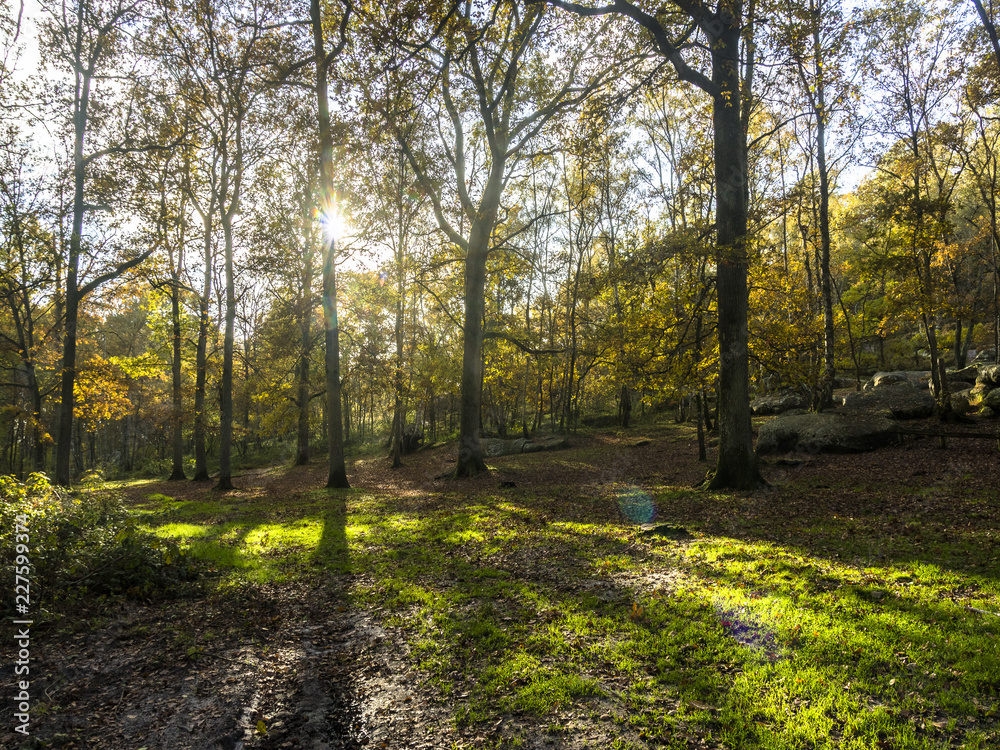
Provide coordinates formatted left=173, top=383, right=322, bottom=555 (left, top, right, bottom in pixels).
left=353, top=439, right=1000, bottom=748
left=251, top=490, right=368, bottom=749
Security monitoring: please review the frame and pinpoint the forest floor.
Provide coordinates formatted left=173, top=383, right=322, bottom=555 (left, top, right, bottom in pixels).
left=3, top=414, right=1000, bottom=750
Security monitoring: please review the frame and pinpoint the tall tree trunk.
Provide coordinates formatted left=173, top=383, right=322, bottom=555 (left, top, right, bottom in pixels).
left=312, top=0, right=350, bottom=489
left=217, top=213, right=236, bottom=490
left=295, top=272, right=313, bottom=466
left=706, top=14, right=764, bottom=491
left=816, top=73, right=836, bottom=411
left=391, top=151, right=407, bottom=468
left=455, top=243, right=489, bottom=476
left=169, top=278, right=186, bottom=480
left=193, top=212, right=212, bottom=481
left=55, top=62, right=90, bottom=487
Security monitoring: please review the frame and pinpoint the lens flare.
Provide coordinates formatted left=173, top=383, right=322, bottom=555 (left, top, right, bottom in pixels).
left=319, top=203, right=348, bottom=242
left=617, top=487, right=655, bottom=524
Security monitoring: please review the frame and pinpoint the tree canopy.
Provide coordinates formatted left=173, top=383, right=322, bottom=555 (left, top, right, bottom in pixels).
left=3, top=0, right=1000, bottom=487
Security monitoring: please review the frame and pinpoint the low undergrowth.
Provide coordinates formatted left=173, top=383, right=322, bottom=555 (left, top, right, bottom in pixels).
left=127, top=421, right=999, bottom=750
left=0, top=474, right=198, bottom=620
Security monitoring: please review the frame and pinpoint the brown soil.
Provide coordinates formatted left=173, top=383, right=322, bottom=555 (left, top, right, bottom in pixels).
left=2, top=419, right=997, bottom=750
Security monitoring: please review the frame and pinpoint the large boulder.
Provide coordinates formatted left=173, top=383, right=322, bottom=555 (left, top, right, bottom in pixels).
left=983, top=388, right=1000, bottom=412
left=757, top=412, right=898, bottom=454
left=947, top=379, right=976, bottom=393
left=751, top=388, right=809, bottom=415
left=976, top=365, right=1000, bottom=389
left=949, top=365, right=980, bottom=384
left=951, top=389, right=974, bottom=414
left=863, top=371, right=931, bottom=391
left=841, top=382, right=935, bottom=419
left=482, top=435, right=570, bottom=457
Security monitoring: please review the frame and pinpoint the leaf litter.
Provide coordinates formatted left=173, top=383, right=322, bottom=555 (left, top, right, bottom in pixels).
left=1, top=418, right=998, bottom=749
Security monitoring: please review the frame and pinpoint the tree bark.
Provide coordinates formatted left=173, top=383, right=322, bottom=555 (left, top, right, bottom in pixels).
left=169, top=276, right=187, bottom=480
left=216, top=208, right=236, bottom=490
left=192, top=218, right=212, bottom=481
left=313, top=0, right=350, bottom=489
left=55, top=45, right=91, bottom=487
left=705, top=11, right=764, bottom=490
left=295, top=256, right=314, bottom=466
left=815, top=56, right=836, bottom=411
left=455, top=244, right=490, bottom=476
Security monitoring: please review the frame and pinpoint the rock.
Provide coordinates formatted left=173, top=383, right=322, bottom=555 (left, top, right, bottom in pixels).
left=983, top=388, right=1000, bottom=411
left=951, top=389, right=974, bottom=414
left=521, top=436, right=571, bottom=453
left=970, top=384, right=991, bottom=404
left=949, top=365, right=980, bottom=383
left=980, top=406, right=997, bottom=418
left=841, top=382, right=935, bottom=420
left=751, top=388, right=809, bottom=415
left=947, top=380, right=975, bottom=394
left=863, top=371, right=931, bottom=391
left=638, top=523, right=693, bottom=539
left=482, top=435, right=570, bottom=457
left=757, top=412, right=898, bottom=454
left=976, top=365, right=1000, bottom=389
left=401, top=424, right=423, bottom=454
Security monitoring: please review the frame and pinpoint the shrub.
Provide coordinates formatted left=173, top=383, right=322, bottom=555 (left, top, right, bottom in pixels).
left=0, top=473, right=198, bottom=616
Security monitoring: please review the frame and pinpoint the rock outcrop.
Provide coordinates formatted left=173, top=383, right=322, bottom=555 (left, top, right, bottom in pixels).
left=482, top=435, right=571, bottom=458
left=841, top=382, right=935, bottom=419
left=757, top=412, right=898, bottom=454
left=751, top=388, right=809, bottom=415
left=863, top=371, right=931, bottom=391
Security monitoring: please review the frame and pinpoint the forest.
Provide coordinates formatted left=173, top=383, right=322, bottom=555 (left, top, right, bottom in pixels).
left=2, top=2, right=1000, bottom=749
left=2, top=0, right=999, bottom=490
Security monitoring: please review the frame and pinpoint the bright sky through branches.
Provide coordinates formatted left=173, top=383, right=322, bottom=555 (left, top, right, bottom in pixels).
left=319, top=201, right=349, bottom=244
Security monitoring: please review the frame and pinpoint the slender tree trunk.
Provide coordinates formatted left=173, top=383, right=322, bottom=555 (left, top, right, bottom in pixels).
left=295, top=281, right=313, bottom=466
left=391, top=151, right=406, bottom=468
left=216, top=211, right=236, bottom=491
left=954, top=320, right=964, bottom=368
left=55, top=60, right=91, bottom=487
left=313, top=0, right=349, bottom=489
left=193, top=212, right=212, bottom=481
left=169, top=278, right=186, bottom=480
left=815, top=75, right=836, bottom=410
left=29, top=370, right=44, bottom=472
left=55, top=291, right=79, bottom=486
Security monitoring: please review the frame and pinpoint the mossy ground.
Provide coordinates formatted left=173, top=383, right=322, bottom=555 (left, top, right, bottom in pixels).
left=118, top=417, right=1000, bottom=749
left=13, top=417, right=997, bottom=749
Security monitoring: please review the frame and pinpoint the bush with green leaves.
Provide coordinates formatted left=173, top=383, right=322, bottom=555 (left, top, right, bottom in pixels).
left=1, top=473, right=198, bottom=615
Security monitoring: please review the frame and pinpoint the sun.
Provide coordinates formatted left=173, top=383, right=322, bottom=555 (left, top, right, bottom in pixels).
left=319, top=203, right=350, bottom=243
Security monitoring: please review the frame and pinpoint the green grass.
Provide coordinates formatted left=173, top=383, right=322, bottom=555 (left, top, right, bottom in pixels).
left=128, top=435, right=1000, bottom=750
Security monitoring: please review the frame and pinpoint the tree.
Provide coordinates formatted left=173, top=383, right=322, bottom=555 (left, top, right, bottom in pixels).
left=40, top=0, right=174, bottom=486
left=160, top=0, right=282, bottom=489
left=310, top=0, right=352, bottom=488
left=378, top=0, right=623, bottom=476
left=0, top=150, right=59, bottom=474
left=543, top=0, right=766, bottom=489
left=778, top=0, right=859, bottom=410
left=862, top=0, right=968, bottom=415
